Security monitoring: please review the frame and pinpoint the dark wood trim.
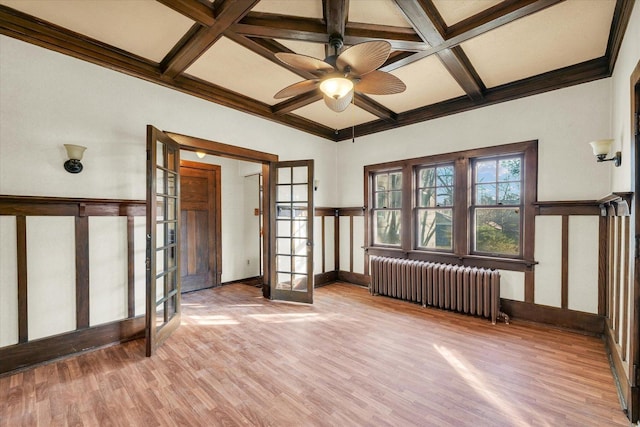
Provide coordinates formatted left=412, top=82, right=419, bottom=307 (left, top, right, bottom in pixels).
left=630, top=58, right=640, bottom=423
left=166, top=131, right=278, bottom=163
left=273, top=91, right=323, bottom=115
left=615, top=214, right=622, bottom=342
left=75, top=216, right=90, bottom=329
left=127, top=216, right=135, bottom=318
left=337, top=270, right=369, bottom=286
left=324, top=0, right=349, bottom=42
left=524, top=270, right=534, bottom=304
left=16, top=215, right=27, bottom=343
left=337, top=207, right=365, bottom=216
left=535, top=200, right=600, bottom=216
left=221, top=276, right=263, bottom=287
left=598, top=215, right=608, bottom=316
left=0, top=195, right=145, bottom=213
left=622, top=215, right=630, bottom=359
left=160, top=0, right=259, bottom=78
left=605, top=323, right=633, bottom=417
left=606, top=0, right=637, bottom=73
left=315, top=207, right=337, bottom=216
left=0, top=316, right=145, bottom=376
left=335, top=208, right=340, bottom=272
left=156, top=0, right=216, bottom=27
left=321, top=213, right=326, bottom=273
left=349, top=215, right=354, bottom=272
left=501, top=299, right=605, bottom=336
left=315, top=270, right=338, bottom=287
left=354, top=94, right=398, bottom=122
left=561, top=215, right=569, bottom=309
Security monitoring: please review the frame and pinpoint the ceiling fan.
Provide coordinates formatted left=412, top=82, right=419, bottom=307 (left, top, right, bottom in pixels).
left=273, top=34, right=406, bottom=112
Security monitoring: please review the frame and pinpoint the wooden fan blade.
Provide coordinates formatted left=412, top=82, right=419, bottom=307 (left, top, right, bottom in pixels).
left=355, top=71, right=406, bottom=95
left=336, top=41, right=391, bottom=75
left=275, top=52, right=334, bottom=73
left=274, top=80, right=319, bottom=99
left=323, top=90, right=354, bottom=113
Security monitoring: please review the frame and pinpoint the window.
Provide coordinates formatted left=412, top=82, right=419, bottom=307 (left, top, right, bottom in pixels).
left=365, top=141, right=537, bottom=270
left=372, top=170, right=402, bottom=246
left=415, top=164, right=454, bottom=251
left=472, top=156, right=522, bottom=256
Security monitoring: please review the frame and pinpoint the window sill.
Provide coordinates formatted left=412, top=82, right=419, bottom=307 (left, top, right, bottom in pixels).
left=366, top=247, right=536, bottom=272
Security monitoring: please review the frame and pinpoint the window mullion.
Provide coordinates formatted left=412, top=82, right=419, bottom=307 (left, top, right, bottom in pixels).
left=401, top=163, right=412, bottom=252
left=455, top=157, right=469, bottom=257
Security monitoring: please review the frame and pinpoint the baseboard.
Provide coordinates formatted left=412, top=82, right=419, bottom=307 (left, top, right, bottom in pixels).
left=0, top=316, right=145, bottom=376
left=604, top=324, right=636, bottom=422
left=222, top=276, right=263, bottom=287
left=500, top=299, right=604, bottom=335
left=315, top=271, right=338, bottom=287
left=338, top=271, right=369, bottom=286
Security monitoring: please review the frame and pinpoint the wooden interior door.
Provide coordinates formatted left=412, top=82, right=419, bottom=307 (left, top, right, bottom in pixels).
left=146, top=125, right=181, bottom=357
left=180, top=160, right=221, bottom=293
left=270, top=160, right=314, bottom=303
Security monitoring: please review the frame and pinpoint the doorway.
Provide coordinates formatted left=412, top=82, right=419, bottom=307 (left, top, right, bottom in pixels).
left=179, top=160, right=221, bottom=293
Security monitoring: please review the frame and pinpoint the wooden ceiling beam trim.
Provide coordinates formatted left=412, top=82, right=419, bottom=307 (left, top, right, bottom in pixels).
left=155, top=0, right=215, bottom=27
left=393, top=0, right=485, bottom=100
left=324, top=0, right=349, bottom=38
left=354, top=95, right=397, bottom=122
left=336, top=57, right=609, bottom=141
left=272, top=91, right=323, bottom=115
left=437, top=47, right=485, bottom=101
left=445, top=0, right=560, bottom=39
left=223, top=32, right=318, bottom=80
left=382, top=0, right=564, bottom=72
left=235, top=14, right=428, bottom=51
left=605, top=0, right=636, bottom=74
left=161, top=0, right=259, bottom=78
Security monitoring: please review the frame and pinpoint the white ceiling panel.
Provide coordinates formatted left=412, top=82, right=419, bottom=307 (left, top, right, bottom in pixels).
left=368, top=56, right=466, bottom=113
left=349, top=0, right=412, bottom=28
left=253, top=0, right=323, bottom=18
left=293, top=101, right=378, bottom=130
left=460, top=0, right=616, bottom=88
left=432, top=0, right=502, bottom=26
left=185, top=36, right=301, bottom=106
left=277, top=39, right=327, bottom=60
left=0, top=0, right=194, bottom=63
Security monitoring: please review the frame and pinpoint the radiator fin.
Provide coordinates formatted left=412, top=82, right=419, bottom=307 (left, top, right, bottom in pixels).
left=370, top=256, right=501, bottom=324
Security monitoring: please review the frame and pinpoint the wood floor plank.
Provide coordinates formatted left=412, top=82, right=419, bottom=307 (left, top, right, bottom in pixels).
left=0, top=283, right=628, bottom=426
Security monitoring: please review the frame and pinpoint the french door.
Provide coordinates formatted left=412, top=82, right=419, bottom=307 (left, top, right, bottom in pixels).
left=146, top=126, right=181, bottom=356
left=271, top=160, right=314, bottom=303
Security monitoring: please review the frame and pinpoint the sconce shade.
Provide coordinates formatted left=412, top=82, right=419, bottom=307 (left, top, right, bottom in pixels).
left=320, top=77, right=354, bottom=100
left=63, top=144, right=87, bottom=174
left=196, top=151, right=206, bottom=159
left=589, top=139, right=613, bottom=156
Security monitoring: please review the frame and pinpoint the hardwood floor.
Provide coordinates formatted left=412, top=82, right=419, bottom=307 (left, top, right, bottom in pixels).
left=1, top=283, right=628, bottom=426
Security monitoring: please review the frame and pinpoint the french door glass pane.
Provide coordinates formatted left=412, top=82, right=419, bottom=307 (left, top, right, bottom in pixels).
left=292, top=220, right=307, bottom=238
left=276, top=273, right=292, bottom=290
left=474, top=208, right=520, bottom=255
left=292, top=166, right=307, bottom=183
left=278, top=167, right=291, bottom=184
left=292, top=274, right=307, bottom=291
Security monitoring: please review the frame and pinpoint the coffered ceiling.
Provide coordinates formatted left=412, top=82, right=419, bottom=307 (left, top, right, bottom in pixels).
left=0, top=0, right=635, bottom=141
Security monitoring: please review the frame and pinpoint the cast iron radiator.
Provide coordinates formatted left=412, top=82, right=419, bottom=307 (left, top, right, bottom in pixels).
left=370, top=256, right=506, bottom=324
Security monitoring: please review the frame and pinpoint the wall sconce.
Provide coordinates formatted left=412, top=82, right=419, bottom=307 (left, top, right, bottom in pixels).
left=589, top=139, right=621, bottom=167
left=63, top=144, right=87, bottom=173
left=314, top=179, right=319, bottom=191
left=196, top=151, right=206, bottom=159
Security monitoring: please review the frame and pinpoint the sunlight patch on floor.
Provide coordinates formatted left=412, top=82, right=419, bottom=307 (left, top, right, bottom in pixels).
left=246, top=312, right=324, bottom=323
left=191, top=314, right=239, bottom=325
left=434, top=344, right=551, bottom=427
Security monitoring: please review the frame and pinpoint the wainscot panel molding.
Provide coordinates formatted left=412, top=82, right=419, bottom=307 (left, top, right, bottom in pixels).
left=0, top=195, right=145, bottom=375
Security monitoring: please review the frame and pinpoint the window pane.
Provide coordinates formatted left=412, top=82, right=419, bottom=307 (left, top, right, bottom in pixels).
left=475, top=160, right=496, bottom=183
left=474, top=208, right=520, bottom=255
left=373, top=210, right=401, bottom=245
left=390, top=172, right=402, bottom=190
left=476, top=183, right=496, bottom=205
left=419, top=168, right=435, bottom=187
left=436, top=166, right=454, bottom=186
left=389, top=190, right=402, bottom=208
left=498, top=158, right=521, bottom=182
left=375, top=192, right=387, bottom=208
left=376, top=174, right=388, bottom=191
left=436, top=187, right=454, bottom=206
left=278, top=167, right=291, bottom=184
left=498, top=183, right=521, bottom=204
left=417, top=209, right=452, bottom=250
left=418, top=188, right=436, bottom=207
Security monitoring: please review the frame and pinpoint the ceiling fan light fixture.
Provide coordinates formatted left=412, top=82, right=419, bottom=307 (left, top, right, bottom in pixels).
left=319, top=77, right=353, bottom=100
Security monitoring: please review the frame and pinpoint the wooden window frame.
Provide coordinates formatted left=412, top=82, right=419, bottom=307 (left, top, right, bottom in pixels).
left=364, top=140, right=537, bottom=272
